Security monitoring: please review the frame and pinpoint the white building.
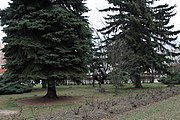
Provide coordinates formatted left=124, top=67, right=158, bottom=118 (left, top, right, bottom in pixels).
left=0, top=40, right=5, bottom=67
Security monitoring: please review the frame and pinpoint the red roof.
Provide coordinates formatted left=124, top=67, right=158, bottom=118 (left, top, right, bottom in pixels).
left=0, top=68, right=6, bottom=74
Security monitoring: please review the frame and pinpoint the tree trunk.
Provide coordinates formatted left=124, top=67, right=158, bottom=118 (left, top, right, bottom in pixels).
left=150, top=69, right=154, bottom=83
left=92, top=79, right=95, bottom=87
left=42, top=80, right=47, bottom=89
left=150, top=77, right=154, bottom=83
left=99, top=82, right=101, bottom=88
left=44, top=80, right=58, bottom=99
left=129, top=75, right=134, bottom=84
left=134, top=74, right=142, bottom=88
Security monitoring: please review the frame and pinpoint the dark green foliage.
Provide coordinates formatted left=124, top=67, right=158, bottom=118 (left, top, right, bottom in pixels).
left=0, top=0, right=91, bottom=95
left=90, top=28, right=109, bottom=71
left=159, top=66, right=180, bottom=85
left=0, top=81, right=32, bottom=94
left=0, top=71, right=32, bottom=94
left=100, top=0, right=180, bottom=88
left=158, top=74, right=180, bottom=85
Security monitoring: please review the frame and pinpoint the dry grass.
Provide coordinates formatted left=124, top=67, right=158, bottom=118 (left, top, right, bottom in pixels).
left=113, top=93, right=180, bottom=120
left=0, top=83, right=170, bottom=119
left=51, top=86, right=180, bottom=120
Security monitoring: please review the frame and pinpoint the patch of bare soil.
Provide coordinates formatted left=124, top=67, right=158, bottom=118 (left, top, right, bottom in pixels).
left=16, top=96, right=81, bottom=106
left=0, top=110, right=18, bottom=120
left=0, top=110, right=18, bottom=115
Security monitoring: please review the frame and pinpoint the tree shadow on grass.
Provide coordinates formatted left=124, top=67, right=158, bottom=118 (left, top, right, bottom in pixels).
left=16, top=96, right=81, bottom=106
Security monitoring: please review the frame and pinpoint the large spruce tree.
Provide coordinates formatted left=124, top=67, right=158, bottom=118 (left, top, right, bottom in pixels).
left=100, top=0, right=180, bottom=88
left=0, top=0, right=91, bottom=97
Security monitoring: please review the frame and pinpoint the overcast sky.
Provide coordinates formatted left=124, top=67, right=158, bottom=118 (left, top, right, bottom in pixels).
left=86, top=0, right=180, bottom=33
left=0, top=0, right=180, bottom=41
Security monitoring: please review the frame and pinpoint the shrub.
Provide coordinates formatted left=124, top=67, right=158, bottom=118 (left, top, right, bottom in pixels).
left=159, top=73, right=180, bottom=85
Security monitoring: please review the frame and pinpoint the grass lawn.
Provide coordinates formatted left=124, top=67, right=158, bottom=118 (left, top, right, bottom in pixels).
left=0, top=83, right=169, bottom=119
left=113, top=94, right=180, bottom=120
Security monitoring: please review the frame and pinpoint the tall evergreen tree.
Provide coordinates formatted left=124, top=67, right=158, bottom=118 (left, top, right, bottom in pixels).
left=100, top=0, right=180, bottom=88
left=0, top=0, right=91, bottom=97
left=91, top=28, right=109, bottom=71
left=90, top=27, right=110, bottom=87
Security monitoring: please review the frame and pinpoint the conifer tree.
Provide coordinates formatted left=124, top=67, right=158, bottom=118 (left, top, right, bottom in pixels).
left=0, top=0, right=91, bottom=97
left=90, top=27, right=110, bottom=87
left=91, top=28, right=109, bottom=71
left=100, top=0, right=180, bottom=88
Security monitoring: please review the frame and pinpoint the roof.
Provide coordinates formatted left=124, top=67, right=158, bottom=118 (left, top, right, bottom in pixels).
left=0, top=68, right=6, bottom=74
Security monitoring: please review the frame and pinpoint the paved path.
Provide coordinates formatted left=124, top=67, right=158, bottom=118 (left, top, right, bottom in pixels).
left=0, top=110, right=18, bottom=117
